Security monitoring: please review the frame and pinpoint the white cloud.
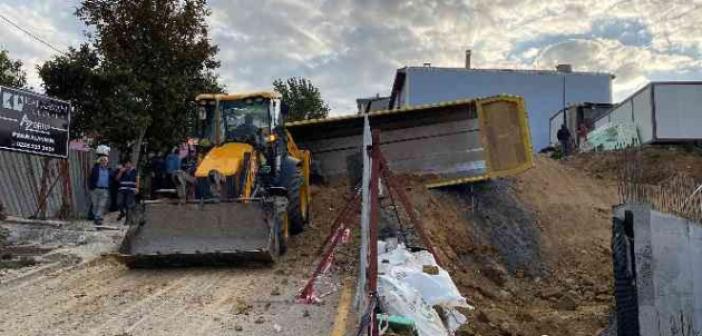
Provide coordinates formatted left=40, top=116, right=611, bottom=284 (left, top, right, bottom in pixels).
left=1, top=0, right=701, bottom=113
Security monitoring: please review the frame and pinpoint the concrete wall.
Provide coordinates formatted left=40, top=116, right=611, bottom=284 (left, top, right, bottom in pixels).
left=615, top=204, right=702, bottom=335
left=403, top=68, right=612, bottom=151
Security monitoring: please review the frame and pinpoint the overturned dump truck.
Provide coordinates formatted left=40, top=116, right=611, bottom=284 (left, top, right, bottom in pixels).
left=119, top=91, right=311, bottom=268
left=287, top=95, right=534, bottom=188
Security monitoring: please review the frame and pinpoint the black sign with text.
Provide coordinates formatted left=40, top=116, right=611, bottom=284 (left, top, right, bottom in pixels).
left=0, top=86, right=71, bottom=158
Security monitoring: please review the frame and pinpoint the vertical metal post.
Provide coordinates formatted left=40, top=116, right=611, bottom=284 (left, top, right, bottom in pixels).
left=58, top=158, right=73, bottom=219
left=36, top=157, right=52, bottom=219
left=368, top=129, right=381, bottom=336
left=355, top=116, right=371, bottom=313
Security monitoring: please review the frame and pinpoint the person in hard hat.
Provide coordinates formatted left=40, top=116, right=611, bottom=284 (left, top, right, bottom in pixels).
left=88, top=155, right=112, bottom=225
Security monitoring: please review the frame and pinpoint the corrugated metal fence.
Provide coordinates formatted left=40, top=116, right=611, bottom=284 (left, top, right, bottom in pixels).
left=0, top=149, right=103, bottom=219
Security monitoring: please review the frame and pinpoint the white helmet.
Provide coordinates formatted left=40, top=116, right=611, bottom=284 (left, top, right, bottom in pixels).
left=96, top=144, right=111, bottom=156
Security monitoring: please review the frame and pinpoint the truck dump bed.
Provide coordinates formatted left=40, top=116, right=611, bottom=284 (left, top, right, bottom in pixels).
left=287, top=95, right=533, bottom=188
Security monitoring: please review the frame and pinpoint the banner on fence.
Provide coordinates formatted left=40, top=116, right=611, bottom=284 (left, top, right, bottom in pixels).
left=0, top=86, right=71, bottom=158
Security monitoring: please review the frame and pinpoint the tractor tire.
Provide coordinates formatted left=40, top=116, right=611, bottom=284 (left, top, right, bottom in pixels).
left=285, top=166, right=307, bottom=235
left=268, top=211, right=287, bottom=262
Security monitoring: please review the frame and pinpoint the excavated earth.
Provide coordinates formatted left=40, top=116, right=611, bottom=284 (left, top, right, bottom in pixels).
left=390, top=155, right=619, bottom=336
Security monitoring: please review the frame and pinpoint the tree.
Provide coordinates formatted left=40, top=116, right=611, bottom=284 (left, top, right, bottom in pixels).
left=273, top=77, right=330, bottom=122
left=0, top=49, right=27, bottom=88
left=40, top=0, right=222, bottom=163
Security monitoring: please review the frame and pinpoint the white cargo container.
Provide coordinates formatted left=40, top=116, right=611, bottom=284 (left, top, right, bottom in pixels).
left=592, top=82, right=702, bottom=144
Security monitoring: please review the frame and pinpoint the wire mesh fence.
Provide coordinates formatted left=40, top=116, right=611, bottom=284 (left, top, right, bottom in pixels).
left=617, top=147, right=702, bottom=223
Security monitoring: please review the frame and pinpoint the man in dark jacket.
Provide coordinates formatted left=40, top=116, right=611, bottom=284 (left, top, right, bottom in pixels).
left=557, top=124, right=572, bottom=156
left=115, top=158, right=139, bottom=224
left=88, top=155, right=111, bottom=225
left=164, top=148, right=182, bottom=189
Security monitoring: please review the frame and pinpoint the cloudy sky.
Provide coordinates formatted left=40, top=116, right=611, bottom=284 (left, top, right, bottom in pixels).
left=1, top=0, right=701, bottom=114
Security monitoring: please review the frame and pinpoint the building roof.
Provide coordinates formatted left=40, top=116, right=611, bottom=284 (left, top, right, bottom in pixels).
left=400, top=66, right=615, bottom=77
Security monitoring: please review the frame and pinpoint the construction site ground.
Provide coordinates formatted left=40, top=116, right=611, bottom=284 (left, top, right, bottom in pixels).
left=3, top=146, right=697, bottom=335
left=0, top=184, right=357, bottom=336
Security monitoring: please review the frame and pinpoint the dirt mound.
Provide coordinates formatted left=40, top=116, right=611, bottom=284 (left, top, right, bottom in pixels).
left=393, top=156, right=616, bottom=335
left=566, top=145, right=702, bottom=183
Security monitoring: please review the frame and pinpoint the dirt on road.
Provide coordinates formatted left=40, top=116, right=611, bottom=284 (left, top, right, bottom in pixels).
left=0, top=183, right=358, bottom=336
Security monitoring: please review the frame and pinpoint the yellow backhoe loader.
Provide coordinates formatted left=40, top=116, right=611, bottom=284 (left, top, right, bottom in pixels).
left=119, top=91, right=311, bottom=267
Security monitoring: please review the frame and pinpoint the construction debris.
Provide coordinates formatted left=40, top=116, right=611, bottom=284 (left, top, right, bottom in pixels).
left=378, top=242, right=471, bottom=335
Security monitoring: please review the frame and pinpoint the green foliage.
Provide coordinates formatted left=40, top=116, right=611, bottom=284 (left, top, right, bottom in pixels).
left=0, top=49, right=27, bottom=89
left=273, top=77, right=329, bottom=122
left=39, top=0, right=222, bottom=154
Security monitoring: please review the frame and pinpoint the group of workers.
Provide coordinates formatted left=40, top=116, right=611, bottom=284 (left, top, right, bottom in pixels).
left=87, top=154, right=138, bottom=226
left=87, top=144, right=197, bottom=226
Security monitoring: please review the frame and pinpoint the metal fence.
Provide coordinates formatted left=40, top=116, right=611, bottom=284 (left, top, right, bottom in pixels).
left=0, top=149, right=102, bottom=219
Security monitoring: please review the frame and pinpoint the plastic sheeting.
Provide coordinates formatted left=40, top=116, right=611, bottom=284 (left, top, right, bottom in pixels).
left=586, top=122, right=640, bottom=151
left=377, top=241, right=473, bottom=336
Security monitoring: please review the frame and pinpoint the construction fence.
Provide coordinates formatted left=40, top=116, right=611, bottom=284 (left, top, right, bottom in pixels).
left=0, top=149, right=108, bottom=219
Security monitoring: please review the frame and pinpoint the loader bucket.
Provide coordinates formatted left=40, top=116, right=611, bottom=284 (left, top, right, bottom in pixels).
left=118, top=201, right=274, bottom=268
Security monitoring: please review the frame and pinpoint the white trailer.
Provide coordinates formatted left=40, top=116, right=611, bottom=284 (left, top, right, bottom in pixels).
left=592, top=82, right=702, bottom=144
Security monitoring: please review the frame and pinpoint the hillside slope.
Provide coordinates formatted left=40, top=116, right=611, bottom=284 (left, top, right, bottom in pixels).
left=398, top=156, right=617, bottom=335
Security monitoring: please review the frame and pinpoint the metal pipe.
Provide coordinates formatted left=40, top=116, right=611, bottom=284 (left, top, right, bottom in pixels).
left=367, top=129, right=381, bottom=336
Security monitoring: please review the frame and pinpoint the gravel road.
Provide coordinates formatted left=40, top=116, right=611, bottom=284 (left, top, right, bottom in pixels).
left=0, top=183, right=360, bottom=336
left=0, top=218, right=347, bottom=336
left=0, top=254, right=342, bottom=336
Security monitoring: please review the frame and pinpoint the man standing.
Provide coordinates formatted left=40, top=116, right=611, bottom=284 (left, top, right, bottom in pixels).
left=88, top=155, right=111, bottom=225
left=557, top=124, right=572, bottom=157
left=116, top=158, right=139, bottom=224
left=164, top=148, right=182, bottom=189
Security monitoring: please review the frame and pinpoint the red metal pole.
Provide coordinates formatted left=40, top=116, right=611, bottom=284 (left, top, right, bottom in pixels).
left=297, top=190, right=360, bottom=303
left=316, top=190, right=361, bottom=255
left=367, top=129, right=381, bottom=336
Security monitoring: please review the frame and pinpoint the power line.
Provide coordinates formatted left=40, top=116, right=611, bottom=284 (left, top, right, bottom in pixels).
left=0, top=12, right=65, bottom=55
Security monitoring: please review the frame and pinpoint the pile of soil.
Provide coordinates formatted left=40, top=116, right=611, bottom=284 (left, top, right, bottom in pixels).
left=280, top=181, right=359, bottom=280
left=566, top=145, right=702, bottom=183
left=390, top=156, right=617, bottom=335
